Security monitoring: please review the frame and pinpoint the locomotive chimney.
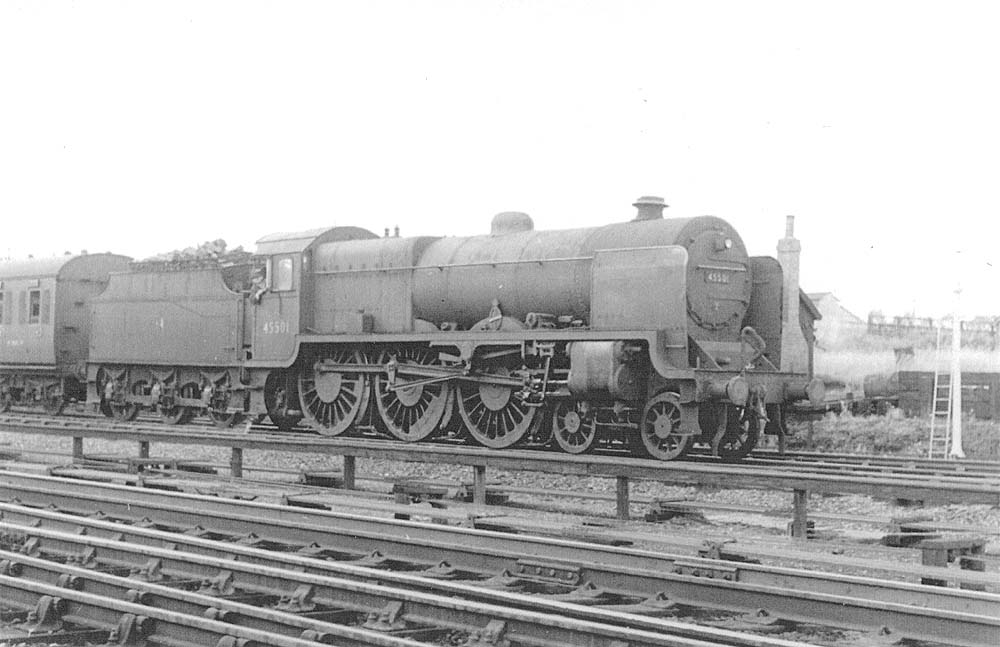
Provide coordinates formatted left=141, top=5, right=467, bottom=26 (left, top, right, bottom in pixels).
left=632, top=195, right=667, bottom=221
left=778, top=215, right=809, bottom=374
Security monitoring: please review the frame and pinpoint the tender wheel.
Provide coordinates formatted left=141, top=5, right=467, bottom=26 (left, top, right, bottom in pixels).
left=552, top=402, right=597, bottom=454
left=298, top=349, right=370, bottom=436
left=265, top=371, right=303, bottom=431
left=178, top=382, right=201, bottom=424
left=716, top=406, right=761, bottom=461
left=110, top=380, right=142, bottom=422
left=42, top=386, right=66, bottom=416
left=635, top=392, right=692, bottom=461
left=161, top=382, right=199, bottom=425
left=374, top=347, right=450, bottom=442
left=457, top=367, right=536, bottom=449
left=210, top=410, right=244, bottom=428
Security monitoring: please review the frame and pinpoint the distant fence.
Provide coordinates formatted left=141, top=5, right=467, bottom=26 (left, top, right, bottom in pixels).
left=867, top=314, right=999, bottom=349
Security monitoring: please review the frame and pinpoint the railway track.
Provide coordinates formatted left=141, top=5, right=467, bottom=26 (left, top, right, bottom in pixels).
left=2, top=550, right=800, bottom=647
left=741, top=449, right=1000, bottom=477
left=4, top=410, right=998, bottom=480
left=2, top=515, right=807, bottom=647
left=21, top=451, right=996, bottom=538
left=3, top=413, right=999, bottom=489
left=5, top=409, right=999, bottom=471
left=0, top=471, right=996, bottom=646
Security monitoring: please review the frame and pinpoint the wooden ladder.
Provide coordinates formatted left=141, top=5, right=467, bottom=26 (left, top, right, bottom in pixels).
left=927, top=327, right=952, bottom=459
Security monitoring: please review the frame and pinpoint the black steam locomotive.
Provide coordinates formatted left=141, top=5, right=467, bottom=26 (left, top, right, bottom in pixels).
left=0, top=196, right=823, bottom=460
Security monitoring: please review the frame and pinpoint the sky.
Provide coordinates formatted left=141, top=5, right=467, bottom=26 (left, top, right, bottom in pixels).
left=1, top=1, right=997, bottom=321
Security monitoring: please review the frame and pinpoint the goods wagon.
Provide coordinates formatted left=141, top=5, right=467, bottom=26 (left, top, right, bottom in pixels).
left=864, top=371, right=999, bottom=420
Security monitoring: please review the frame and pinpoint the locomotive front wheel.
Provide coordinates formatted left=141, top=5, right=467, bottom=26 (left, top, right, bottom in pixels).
left=552, top=402, right=598, bottom=454
left=374, top=348, right=450, bottom=442
left=457, top=368, right=537, bottom=449
left=716, top=405, right=761, bottom=462
left=298, top=349, right=370, bottom=436
left=635, top=392, right=691, bottom=460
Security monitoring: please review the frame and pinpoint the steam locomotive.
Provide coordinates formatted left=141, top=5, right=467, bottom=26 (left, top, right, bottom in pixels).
left=0, top=196, right=823, bottom=460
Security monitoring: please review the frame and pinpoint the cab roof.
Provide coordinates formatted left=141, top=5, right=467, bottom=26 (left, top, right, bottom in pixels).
left=255, top=226, right=378, bottom=256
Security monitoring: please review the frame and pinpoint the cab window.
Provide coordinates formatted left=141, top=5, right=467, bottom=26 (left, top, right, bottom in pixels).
left=272, top=256, right=294, bottom=292
left=28, top=290, right=41, bottom=324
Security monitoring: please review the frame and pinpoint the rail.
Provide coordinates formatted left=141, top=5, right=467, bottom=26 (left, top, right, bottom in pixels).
left=2, top=414, right=999, bottom=541
left=1, top=477, right=996, bottom=646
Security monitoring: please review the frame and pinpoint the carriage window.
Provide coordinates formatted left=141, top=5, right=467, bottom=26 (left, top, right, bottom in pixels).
left=28, top=290, right=41, bottom=324
left=273, top=256, right=294, bottom=292
left=0, top=292, right=4, bottom=325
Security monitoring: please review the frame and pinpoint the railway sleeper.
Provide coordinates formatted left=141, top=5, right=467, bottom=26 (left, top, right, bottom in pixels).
left=5, top=542, right=844, bottom=647
left=1, top=569, right=400, bottom=647
left=708, top=608, right=789, bottom=633
left=0, top=594, right=112, bottom=645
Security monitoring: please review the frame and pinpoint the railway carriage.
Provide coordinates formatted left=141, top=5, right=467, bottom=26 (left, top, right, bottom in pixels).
left=84, top=195, right=822, bottom=460
left=0, top=253, right=131, bottom=413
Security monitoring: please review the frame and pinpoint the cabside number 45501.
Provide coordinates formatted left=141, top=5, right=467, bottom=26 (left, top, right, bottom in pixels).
left=261, top=320, right=290, bottom=335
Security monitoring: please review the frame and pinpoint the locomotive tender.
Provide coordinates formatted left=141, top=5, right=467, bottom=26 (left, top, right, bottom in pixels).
left=1, top=196, right=823, bottom=460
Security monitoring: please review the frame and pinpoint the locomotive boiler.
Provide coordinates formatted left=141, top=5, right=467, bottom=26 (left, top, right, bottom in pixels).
left=81, top=194, right=822, bottom=461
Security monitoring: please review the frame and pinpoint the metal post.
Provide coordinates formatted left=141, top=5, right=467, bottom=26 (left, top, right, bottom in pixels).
left=959, top=556, right=986, bottom=591
left=230, top=447, right=243, bottom=479
left=791, top=489, right=809, bottom=539
left=72, top=437, right=83, bottom=460
left=950, top=287, right=965, bottom=458
left=921, top=547, right=948, bottom=587
left=342, top=455, right=356, bottom=490
left=616, top=476, right=630, bottom=520
left=138, top=441, right=149, bottom=459
left=473, top=465, right=487, bottom=506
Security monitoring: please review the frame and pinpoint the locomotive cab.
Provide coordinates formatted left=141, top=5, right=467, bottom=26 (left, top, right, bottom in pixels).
left=250, top=226, right=379, bottom=364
